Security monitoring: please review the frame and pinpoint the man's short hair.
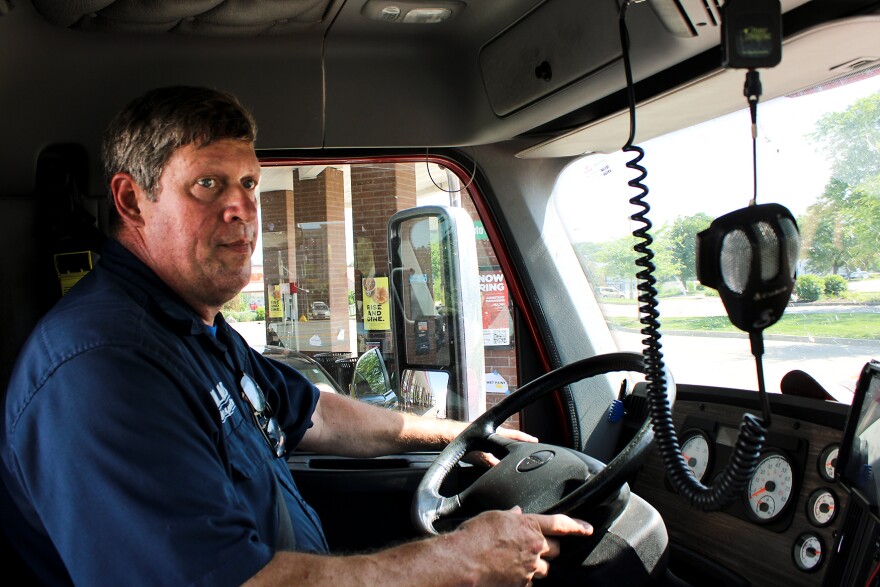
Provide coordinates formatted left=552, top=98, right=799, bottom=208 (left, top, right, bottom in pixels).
left=101, top=86, right=257, bottom=233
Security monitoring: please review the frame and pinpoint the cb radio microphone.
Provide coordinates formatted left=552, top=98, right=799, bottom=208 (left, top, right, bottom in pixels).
left=696, top=203, right=800, bottom=335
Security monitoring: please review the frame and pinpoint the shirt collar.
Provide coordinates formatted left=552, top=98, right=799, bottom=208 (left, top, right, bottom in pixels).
left=99, top=239, right=226, bottom=345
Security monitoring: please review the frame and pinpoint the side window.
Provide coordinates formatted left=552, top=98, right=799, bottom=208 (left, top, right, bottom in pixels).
left=225, top=161, right=518, bottom=425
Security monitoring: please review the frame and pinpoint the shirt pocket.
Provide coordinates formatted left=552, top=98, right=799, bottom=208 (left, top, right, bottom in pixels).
left=223, top=403, right=273, bottom=480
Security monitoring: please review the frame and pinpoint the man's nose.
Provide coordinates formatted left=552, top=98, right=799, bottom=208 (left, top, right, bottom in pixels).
left=224, top=185, right=258, bottom=223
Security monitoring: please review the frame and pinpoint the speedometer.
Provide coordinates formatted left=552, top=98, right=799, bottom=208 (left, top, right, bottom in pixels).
left=745, top=451, right=795, bottom=523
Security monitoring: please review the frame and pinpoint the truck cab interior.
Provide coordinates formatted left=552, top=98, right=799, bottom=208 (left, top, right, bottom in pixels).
left=3, top=0, right=880, bottom=585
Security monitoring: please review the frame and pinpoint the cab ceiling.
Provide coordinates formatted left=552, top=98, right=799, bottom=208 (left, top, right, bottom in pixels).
left=0, top=0, right=875, bottom=197
left=29, top=0, right=333, bottom=34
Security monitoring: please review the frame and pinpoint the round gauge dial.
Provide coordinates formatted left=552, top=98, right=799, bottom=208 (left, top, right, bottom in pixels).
left=680, top=430, right=712, bottom=482
left=819, top=444, right=839, bottom=482
left=745, top=452, right=794, bottom=522
left=793, top=533, right=824, bottom=572
left=806, top=488, right=838, bottom=527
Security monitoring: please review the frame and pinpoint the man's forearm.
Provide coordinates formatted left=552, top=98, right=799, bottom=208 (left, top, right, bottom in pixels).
left=244, top=508, right=592, bottom=587
left=298, top=391, right=466, bottom=457
left=246, top=532, right=475, bottom=587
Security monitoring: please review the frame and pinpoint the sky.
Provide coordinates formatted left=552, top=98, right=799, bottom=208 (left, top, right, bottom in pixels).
left=553, top=72, right=880, bottom=244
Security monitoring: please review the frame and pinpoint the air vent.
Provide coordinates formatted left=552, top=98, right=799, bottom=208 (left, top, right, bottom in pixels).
left=700, top=0, right=723, bottom=27
left=648, top=0, right=725, bottom=38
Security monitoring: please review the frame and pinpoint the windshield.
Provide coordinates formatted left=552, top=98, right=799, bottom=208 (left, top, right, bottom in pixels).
left=554, top=67, right=880, bottom=403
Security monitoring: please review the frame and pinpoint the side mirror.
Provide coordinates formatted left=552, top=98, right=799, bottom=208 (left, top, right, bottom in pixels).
left=387, top=206, right=485, bottom=421
left=352, top=348, right=397, bottom=409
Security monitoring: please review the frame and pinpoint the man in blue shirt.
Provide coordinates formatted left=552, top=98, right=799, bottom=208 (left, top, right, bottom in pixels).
left=0, top=86, right=591, bottom=586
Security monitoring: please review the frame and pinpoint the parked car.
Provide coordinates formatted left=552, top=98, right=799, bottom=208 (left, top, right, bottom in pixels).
left=257, top=345, right=341, bottom=394
left=310, top=301, right=330, bottom=319
left=258, top=346, right=397, bottom=410
left=597, top=286, right=626, bottom=299
left=849, top=270, right=870, bottom=280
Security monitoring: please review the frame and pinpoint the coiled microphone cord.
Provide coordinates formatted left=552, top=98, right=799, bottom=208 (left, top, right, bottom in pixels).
left=618, top=0, right=766, bottom=510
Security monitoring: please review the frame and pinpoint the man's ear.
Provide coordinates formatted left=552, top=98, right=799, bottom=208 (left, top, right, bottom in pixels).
left=110, top=173, right=146, bottom=228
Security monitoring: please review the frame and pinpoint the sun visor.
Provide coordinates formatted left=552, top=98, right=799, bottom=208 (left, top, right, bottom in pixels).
left=517, top=15, right=880, bottom=158
left=479, top=0, right=621, bottom=117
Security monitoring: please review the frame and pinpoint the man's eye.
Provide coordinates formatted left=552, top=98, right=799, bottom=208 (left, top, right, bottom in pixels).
left=197, top=178, right=217, bottom=189
left=243, top=178, right=258, bottom=190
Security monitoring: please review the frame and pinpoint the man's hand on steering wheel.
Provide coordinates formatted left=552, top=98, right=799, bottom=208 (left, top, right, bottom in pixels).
left=463, top=427, right=538, bottom=467
left=447, top=506, right=593, bottom=586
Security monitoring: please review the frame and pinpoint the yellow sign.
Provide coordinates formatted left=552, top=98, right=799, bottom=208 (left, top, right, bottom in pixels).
left=362, top=276, right=390, bottom=331
left=54, top=250, right=95, bottom=296
left=268, top=284, right=284, bottom=318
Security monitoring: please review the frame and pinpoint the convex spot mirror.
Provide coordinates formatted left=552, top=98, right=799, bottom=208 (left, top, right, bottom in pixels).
left=350, top=349, right=454, bottom=416
left=352, top=348, right=398, bottom=410
left=400, top=369, right=450, bottom=419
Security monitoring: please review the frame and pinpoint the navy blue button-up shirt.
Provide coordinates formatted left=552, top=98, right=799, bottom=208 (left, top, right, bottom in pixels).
left=1, top=239, right=327, bottom=586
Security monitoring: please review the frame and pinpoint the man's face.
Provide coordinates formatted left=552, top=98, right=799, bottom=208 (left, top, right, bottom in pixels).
left=140, top=138, right=260, bottom=317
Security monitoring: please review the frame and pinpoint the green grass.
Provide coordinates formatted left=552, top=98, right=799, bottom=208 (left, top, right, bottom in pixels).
left=838, top=291, right=880, bottom=303
left=609, top=313, right=880, bottom=340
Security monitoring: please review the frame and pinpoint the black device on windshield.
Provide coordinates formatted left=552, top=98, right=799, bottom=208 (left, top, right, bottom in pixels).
left=721, top=0, right=782, bottom=69
left=836, top=360, right=880, bottom=525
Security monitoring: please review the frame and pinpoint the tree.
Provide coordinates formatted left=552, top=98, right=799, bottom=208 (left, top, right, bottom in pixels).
left=797, top=178, right=859, bottom=275
left=574, top=238, right=638, bottom=283
left=799, top=173, right=880, bottom=277
left=430, top=241, right=444, bottom=302
left=655, top=213, right=713, bottom=289
left=222, top=293, right=249, bottom=316
left=803, top=91, right=880, bottom=273
left=573, top=241, right=605, bottom=281
left=809, top=92, right=880, bottom=189
left=574, top=213, right=736, bottom=293
left=595, top=235, right=640, bottom=280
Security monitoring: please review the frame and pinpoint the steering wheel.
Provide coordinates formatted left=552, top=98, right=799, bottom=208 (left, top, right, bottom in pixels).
left=413, top=352, right=671, bottom=535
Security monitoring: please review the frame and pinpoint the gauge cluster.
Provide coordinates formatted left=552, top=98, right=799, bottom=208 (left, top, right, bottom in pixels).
left=631, top=390, right=851, bottom=587
left=672, top=416, right=809, bottom=531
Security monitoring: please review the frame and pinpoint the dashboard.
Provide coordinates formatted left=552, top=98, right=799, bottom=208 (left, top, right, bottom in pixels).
left=628, top=384, right=875, bottom=586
